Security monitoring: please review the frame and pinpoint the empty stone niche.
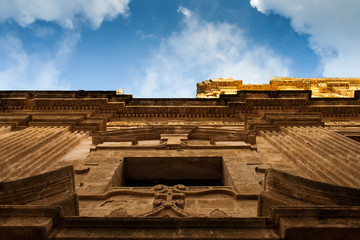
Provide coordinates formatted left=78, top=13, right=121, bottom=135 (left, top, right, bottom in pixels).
left=111, top=157, right=226, bottom=187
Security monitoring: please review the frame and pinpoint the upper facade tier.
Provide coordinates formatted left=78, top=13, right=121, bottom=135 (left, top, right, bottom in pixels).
left=196, top=77, right=360, bottom=98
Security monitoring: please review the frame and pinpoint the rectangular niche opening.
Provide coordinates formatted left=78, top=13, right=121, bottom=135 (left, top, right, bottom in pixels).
left=122, top=157, right=223, bottom=187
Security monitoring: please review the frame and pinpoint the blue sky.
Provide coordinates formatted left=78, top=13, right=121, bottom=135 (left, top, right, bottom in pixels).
left=0, top=0, right=359, bottom=97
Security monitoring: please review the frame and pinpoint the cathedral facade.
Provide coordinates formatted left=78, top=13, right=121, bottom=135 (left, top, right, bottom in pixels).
left=0, top=77, right=360, bottom=239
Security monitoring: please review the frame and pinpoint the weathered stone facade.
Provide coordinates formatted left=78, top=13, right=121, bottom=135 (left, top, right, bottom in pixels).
left=197, top=77, right=360, bottom=98
left=1, top=78, right=360, bottom=239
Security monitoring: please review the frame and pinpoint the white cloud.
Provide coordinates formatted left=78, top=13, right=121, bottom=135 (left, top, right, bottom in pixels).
left=0, top=33, right=79, bottom=90
left=177, top=6, right=192, bottom=18
left=136, top=30, right=156, bottom=40
left=0, top=0, right=130, bottom=29
left=250, top=0, right=360, bottom=77
left=132, top=7, right=290, bottom=98
left=0, top=0, right=131, bottom=90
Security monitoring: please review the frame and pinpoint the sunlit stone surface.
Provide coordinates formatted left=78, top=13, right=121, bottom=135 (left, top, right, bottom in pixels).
left=0, top=78, right=360, bottom=239
left=197, top=76, right=360, bottom=98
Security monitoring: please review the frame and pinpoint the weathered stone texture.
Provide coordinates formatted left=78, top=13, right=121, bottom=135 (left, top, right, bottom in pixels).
left=1, top=78, right=360, bottom=239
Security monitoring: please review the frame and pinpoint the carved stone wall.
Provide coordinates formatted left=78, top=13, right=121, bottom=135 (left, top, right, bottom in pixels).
left=197, top=77, right=360, bottom=98
left=0, top=83, right=360, bottom=239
